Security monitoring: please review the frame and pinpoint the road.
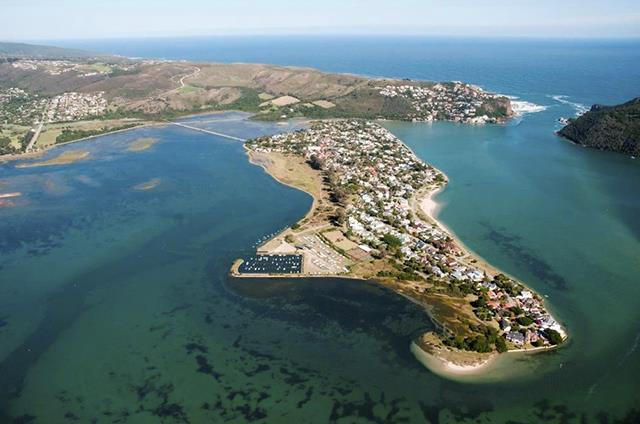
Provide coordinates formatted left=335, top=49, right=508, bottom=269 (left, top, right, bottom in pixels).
left=163, top=66, right=201, bottom=97
left=25, top=122, right=43, bottom=152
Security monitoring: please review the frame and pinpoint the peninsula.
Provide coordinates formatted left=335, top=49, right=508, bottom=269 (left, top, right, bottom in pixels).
left=557, top=97, right=640, bottom=156
left=1, top=42, right=512, bottom=158
left=235, top=120, right=566, bottom=375
left=0, top=42, right=562, bottom=373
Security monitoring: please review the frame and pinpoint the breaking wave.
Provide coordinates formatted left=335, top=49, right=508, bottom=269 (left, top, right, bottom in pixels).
left=511, top=100, right=548, bottom=115
left=502, top=95, right=548, bottom=116
left=550, top=95, right=589, bottom=116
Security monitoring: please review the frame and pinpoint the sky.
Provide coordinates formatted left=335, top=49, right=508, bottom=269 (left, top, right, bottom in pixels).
left=2, top=0, right=640, bottom=41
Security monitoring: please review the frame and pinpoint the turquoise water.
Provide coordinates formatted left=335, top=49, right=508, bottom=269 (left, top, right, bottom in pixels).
left=1, top=38, right=640, bottom=422
left=385, top=116, right=640, bottom=416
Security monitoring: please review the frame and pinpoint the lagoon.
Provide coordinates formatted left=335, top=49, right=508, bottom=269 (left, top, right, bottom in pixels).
left=2, top=37, right=640, bottom=422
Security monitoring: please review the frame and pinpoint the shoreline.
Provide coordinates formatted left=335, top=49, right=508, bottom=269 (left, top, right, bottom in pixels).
left=412, top=180, right=536, bottom=287
left=413, top=185, right=502, bottom=278
left=2, top=111, right=566, bottom=380
left=410, top=341, right=498, bottom=378
left=0, top=121, right=159, bottom=163
left=410, top=338, right=562, bottom=383
left=246, top=147, right=319, bottom=225
left=237, top=122, right=567, bottom=381
left=0, top=109, right=254, bottom=164
left=413, top=178, right=569, bottom=344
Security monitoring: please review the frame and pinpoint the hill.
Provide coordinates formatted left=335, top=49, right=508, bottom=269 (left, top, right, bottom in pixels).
left=558, top=98, right=640, bottom=156
left=0, top=41, right=513, bottom=154
left=0, top=41, right=108, bottom=60
left=0, top=57, right=512, bottom=123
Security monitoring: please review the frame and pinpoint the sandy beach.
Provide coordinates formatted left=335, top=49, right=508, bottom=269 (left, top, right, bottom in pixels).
left=410, top=339, right=561, bottom=383
left=413, top=185, right=508, bottom=279
left=419, top=187, right=444, bottom=219
left=410, top=341, right=497, bottom=379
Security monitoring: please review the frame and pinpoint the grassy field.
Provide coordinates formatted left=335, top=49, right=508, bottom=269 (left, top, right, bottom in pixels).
left=0, top=124, right=31, bottom=150
left=36, top=119, right=148, bottom=148
left=178, top=84, right=203, bottom=94
left=87, top=63, right=112, bottom=73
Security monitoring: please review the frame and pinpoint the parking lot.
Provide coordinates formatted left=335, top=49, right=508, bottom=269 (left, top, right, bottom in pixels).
left=299, top=234, right=350, bottom=275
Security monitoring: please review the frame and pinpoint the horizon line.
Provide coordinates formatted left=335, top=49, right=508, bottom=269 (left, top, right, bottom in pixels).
left=4, top=33, right=640, bottom=44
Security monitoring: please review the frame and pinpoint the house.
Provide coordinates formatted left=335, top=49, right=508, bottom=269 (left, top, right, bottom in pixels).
left=506, top=331, right=525, bottom=346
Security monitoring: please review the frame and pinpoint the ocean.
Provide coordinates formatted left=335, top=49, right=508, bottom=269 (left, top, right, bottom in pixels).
left=1, top=36, right=639, bottom=423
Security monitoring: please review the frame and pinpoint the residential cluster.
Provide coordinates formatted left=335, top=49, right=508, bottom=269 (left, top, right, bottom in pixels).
left=0, top=87, right=28, bottom=102
left=378, top=82, right=506, bottom=124
left=11, top=60, right=81, bottom=75
left=248, top=120, right=564, bottom=351
left=45, top=92, right=108, bottom=122
left=1, top=86, right=109, bottom=125
left=0, top=87, right=48, bottom=125
left=9, top=59, right=135, bottom=77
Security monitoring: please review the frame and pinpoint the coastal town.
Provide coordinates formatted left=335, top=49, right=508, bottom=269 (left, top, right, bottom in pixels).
left=8, top=58, right=136, bottom=78
left=0, top=55, right=516, bottom=158
left=0, top=87, right=48, bottom=126
left=243, top=120, right=565, bottom=355
left=378, top=82, right=511, bottom=124
left=0, top=88, right=112, bottom=155
left=45, top=91, right=108, bottom=123
left=0, top=87, right=108, bottom=126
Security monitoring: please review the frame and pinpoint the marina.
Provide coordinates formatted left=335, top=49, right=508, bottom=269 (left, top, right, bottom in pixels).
left=238, top=254, right=303, bottom=274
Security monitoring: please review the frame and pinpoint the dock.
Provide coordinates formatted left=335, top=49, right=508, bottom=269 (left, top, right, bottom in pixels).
left=237, top=254, right=303, bottom=275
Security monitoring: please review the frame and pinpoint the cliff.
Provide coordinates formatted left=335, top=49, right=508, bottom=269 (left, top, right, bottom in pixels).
left=558, top=97, right=640, bottom=156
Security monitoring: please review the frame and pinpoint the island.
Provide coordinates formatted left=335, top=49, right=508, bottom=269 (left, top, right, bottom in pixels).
left=233, top=120, right=566, bottom=376
left=557, top=97, right=640, bottom=156
left=1, top=41, right=512, bottom=159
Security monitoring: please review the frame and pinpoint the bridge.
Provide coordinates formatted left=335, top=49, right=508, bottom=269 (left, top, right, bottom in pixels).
left=167, top=121, right=247, bottom=142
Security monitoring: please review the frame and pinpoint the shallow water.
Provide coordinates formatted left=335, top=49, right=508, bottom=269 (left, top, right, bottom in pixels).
left=3, top=36, right=640, bottom=422
left=384, top=112, right=640, bottom=419
left=1, top=111, right=638, bottom=423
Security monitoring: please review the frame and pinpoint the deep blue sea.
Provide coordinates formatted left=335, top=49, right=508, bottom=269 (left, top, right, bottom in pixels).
left=55, top=36, right=639, bottom=106
left=1, top=36, right=639, bottom=423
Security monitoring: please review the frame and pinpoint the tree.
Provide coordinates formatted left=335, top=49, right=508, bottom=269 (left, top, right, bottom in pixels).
left=331, top=187, right=348, bottom=205
left=0, top=136, right=16, bottom=155
left=21, top=130, right=35, bottom=150
left=308, top=154, right=324, bottom=170
left=332, top=208, right=347, bottom=225
left=468, top=335, right=492, bottom=353
left=383, top=233, right=402, bottom=249
left=543, top=329, right=563, bottom=345
left=516, top=316, right=534, bottom=326
left=510, top=306, right=524, bottom=316
left=495, top=336, right=508, bottom=353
